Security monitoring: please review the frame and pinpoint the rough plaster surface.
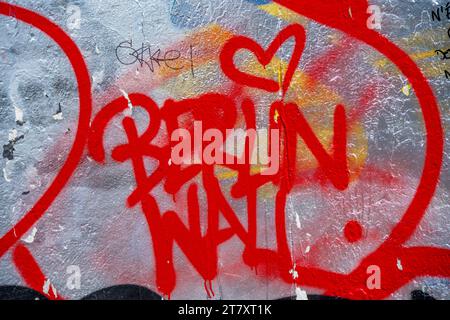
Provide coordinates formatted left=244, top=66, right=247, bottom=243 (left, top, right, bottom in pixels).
left=0, top=0, right=449, bottom=300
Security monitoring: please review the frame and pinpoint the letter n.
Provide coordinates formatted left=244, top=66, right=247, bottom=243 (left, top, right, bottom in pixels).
left=277, top=102, right=349, bottom=190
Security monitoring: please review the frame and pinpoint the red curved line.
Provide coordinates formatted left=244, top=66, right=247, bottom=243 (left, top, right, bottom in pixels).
left=0, top=3, right=92, bottom=258
left=275, top=0, right=443, bottom=251
left=13, top=244, right=64, bottom=300
left=272, top=0, right=445, bottom=298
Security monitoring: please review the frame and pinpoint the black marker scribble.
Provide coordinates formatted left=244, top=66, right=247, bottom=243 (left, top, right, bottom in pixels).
left=431, top=2, right=450, bottom=22
left=435, top=48, right=450, bottom=60
left=115, top=40, right=194, bottom=76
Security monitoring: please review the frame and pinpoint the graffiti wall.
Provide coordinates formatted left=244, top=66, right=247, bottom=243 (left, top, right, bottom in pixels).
left=0, top=0, right=449, bottom=300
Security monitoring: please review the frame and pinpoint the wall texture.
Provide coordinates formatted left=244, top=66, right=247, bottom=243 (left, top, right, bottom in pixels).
left=0, top=0, right=449, bottom=300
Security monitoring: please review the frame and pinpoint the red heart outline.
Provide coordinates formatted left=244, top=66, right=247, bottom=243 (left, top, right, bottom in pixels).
left=220, top=23, right=306, bottom=95
left=0, top=3, right=92, bottom=258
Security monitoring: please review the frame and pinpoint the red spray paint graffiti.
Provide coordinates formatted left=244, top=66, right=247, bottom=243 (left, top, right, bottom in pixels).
left=0, top=1, right=449, bottom=300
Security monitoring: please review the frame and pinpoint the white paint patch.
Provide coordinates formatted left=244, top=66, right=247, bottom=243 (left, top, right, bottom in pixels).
left=53, top=225, right=65, bottom=232
left=289, top=268, right=299, bottom=280
left=120, top=89, right=134, bottom=116
left=95, top=44, right=101, bottom=54
left=51, top=284, right=58, bottom=298
left=305, top=245, right=310, bottom=254
left=295, top=212, right=301, bottom=229
left=14, top=105, right=24, bottom=123
left=295, top=287, right=308, bottom=300
left=397, top=258, right=403, bottom=271
left=92, top=70, right=104, bottom=85
left=330, top=75, right=342, bottom=82
left=43, top=279, right=51, bottom=295
left=53, top=112, right=64, bottom=120
left=42, top=279, right=58, bottom=298
left=3, top=167, right=11, bottom=182
left=22, top=227, right=37, bottom=244
left=8, top=129, right=18, bottom=141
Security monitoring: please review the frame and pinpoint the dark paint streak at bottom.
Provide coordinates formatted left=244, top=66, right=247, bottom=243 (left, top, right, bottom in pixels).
left=0, top=285, right=436, bottom=300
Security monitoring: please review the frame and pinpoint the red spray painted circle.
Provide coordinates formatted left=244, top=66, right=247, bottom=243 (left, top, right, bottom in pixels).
left=344, top=220, right=363, bottom=243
